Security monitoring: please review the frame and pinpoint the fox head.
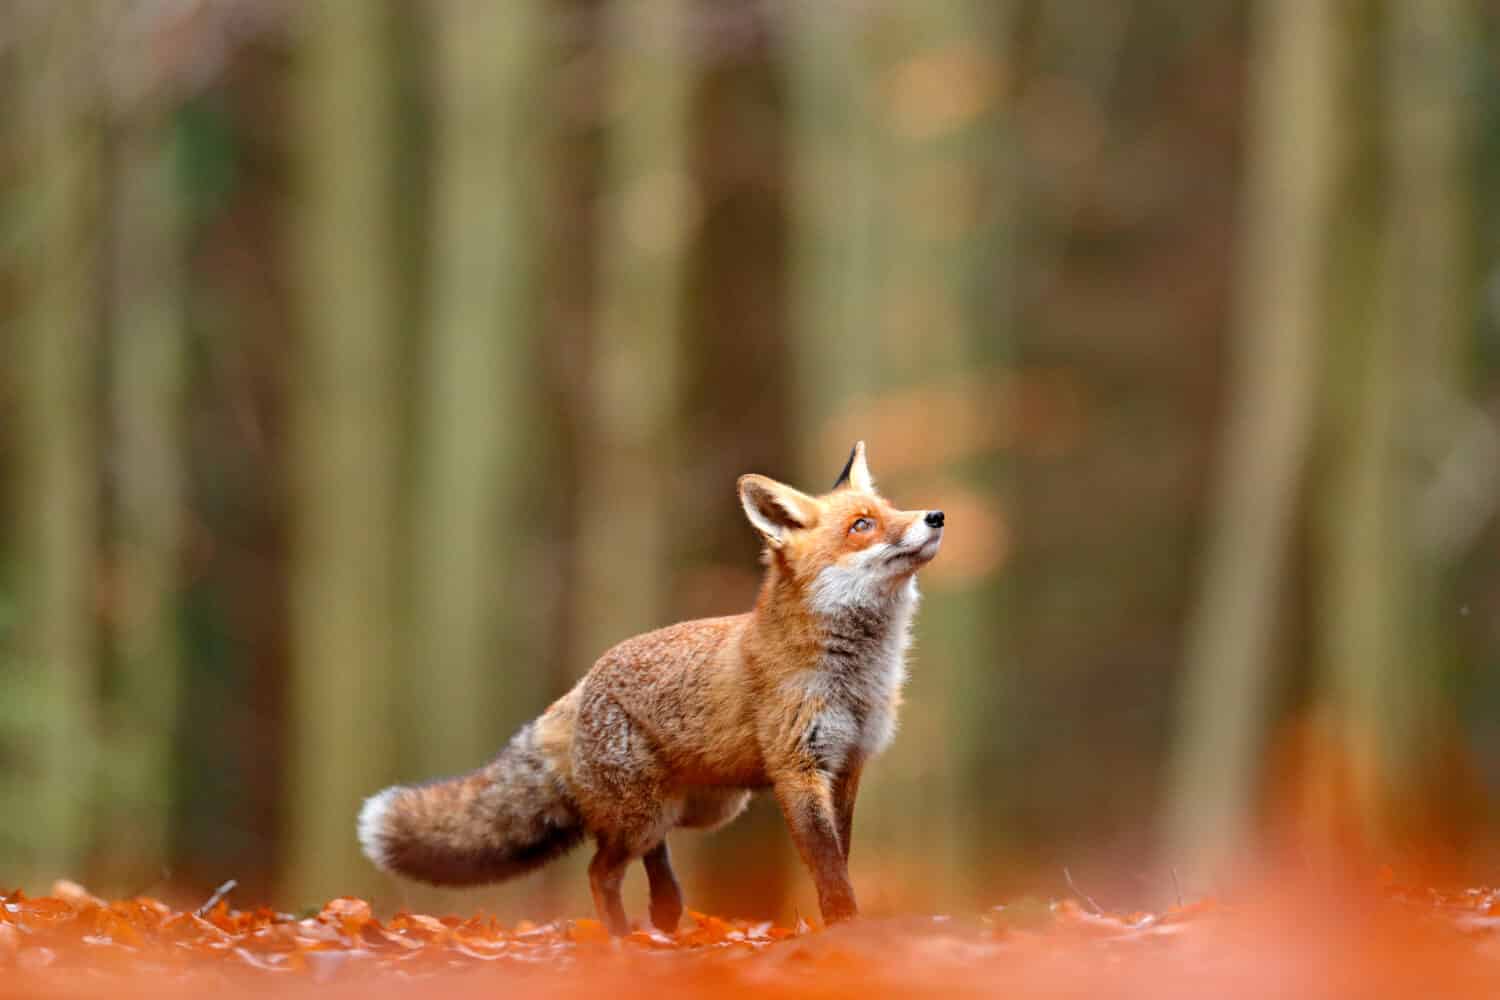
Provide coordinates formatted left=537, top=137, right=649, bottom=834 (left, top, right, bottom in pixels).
left=737, top=441, right=944, bottom=614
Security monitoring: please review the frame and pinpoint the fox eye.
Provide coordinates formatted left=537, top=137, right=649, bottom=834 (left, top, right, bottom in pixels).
left=849, top=517, right=874, bottom=534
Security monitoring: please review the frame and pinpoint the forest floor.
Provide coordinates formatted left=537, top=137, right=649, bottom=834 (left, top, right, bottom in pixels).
left=5, top=875, right=1500, bottom=998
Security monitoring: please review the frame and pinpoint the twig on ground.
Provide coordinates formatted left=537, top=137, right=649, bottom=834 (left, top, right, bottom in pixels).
left=1063, top=867, right=1104, bottom=916
left=1171, top=866, right=1183, bottom=909
left=194, top=879, right=238, bottom=919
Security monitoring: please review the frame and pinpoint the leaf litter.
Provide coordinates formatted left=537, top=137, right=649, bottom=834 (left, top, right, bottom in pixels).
left=6, top=875, right=1500, bottom=998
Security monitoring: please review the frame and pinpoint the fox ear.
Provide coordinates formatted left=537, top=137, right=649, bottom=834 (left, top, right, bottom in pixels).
left=738, top=474, right=818, bottom=544
left=831, top=440, right=874, bottom=492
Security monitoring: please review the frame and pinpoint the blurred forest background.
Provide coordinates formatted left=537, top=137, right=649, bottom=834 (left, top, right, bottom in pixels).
left=2, top=0, right=1500, bottom=924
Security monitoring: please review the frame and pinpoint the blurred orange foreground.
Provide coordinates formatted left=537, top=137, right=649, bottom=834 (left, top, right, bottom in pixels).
left=5, top=871, right=1500, bottom=1000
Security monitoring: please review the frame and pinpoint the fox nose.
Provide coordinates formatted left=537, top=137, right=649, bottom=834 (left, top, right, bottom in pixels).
left=924, top=510, right=945, bottom=528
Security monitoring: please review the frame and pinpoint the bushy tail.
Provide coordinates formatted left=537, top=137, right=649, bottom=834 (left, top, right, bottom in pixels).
left=358, top=721, right=584, bottom=886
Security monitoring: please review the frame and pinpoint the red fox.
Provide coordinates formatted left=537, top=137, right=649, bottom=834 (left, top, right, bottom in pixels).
left=358, top=442, right=944, bottom=935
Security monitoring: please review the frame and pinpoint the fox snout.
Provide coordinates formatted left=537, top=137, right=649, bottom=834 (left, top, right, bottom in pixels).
left=898, top=510, right=944, bottom=549
left=881, top=510, right=942, bottom=574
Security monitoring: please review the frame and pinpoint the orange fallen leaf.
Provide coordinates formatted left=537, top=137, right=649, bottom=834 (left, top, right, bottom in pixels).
left=567, top=918, right=611, bottom=945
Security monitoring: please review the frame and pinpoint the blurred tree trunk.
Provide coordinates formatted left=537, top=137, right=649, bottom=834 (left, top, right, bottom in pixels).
left=407, top=0, right=546, bottom=780
left=8, top=5, right=104, bottom=886
left=570, top=0, right=694, bottom=670
left=784, top=0, right=1016, bottom=911
left=1163, top=0, right=1343, bottom=886
left=100, top=58, right=188, bottom=892
left=397, top=0, right=553, bottom=916
left=873, top=1, right=1017, bottom=910
left=1317, top=0, right=1476, bottom=850
left=782, top=4, right=882, bottom=420
left=285, top=0, right=403, bottom=905
left=780, top=4, right=881, bottom=919
left=664, top=6, right=801, bottom=920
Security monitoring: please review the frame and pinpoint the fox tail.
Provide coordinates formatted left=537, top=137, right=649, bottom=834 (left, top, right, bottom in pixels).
left=357, top=721, right=583, bottom=886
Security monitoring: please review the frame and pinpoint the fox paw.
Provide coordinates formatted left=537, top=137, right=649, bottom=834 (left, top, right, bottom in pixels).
left=650, top=900, right=683, bottom=934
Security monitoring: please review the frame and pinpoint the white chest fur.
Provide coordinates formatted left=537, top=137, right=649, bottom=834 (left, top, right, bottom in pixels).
left=799, top=577, right=919, bottom=769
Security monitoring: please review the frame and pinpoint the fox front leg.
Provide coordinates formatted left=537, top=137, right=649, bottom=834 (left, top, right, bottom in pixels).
left=832, top=757, right=864, bottom=863
left=774, top=772, right=857, bottom=925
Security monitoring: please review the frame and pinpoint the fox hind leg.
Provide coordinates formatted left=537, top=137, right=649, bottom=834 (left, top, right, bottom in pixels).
left=643, top=840, right=684, bottom=933
left=573, top=691, right=682, bottom=934
left=588, top=838, right=633, bottom=936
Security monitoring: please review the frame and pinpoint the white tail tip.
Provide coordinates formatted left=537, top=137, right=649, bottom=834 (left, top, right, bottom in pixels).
left=357, top=786, right=400, bottom=870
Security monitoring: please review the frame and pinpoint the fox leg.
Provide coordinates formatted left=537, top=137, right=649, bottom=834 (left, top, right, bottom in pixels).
left=642, top=841, right=684, bottom=933
left=832, top=758, right=864, bottom=863
left=774, top=771, right=857, bottom=925
left=588, top=838, right=633, bottom=936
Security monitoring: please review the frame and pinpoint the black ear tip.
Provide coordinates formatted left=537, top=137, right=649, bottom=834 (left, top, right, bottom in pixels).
left=832, top=445, right=858, bottom=490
